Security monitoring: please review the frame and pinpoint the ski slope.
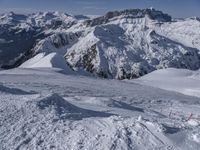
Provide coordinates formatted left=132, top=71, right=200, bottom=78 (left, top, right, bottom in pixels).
left=0, top=68, right=200, bottom=150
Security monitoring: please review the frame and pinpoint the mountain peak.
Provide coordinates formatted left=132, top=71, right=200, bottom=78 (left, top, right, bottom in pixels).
left=85, top=8, right=172, bottom=26
left=187, top=16, right=200, bottom=21
left=0, top=11, right=27, bottom=24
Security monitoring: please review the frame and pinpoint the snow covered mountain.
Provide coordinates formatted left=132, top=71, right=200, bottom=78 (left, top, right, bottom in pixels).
left=1, top=8, right=200, bottom=150
left=1, top=9, right=200, bottom=79
left=0, top=11, right=81, bottom=69
left=65, top=9, right=200, bottom=79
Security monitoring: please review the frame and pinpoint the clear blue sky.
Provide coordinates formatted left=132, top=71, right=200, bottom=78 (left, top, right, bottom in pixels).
left=0, top=0, right=200, bottom=18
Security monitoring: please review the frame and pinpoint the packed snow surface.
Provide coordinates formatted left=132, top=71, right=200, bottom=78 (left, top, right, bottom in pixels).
left=135, top=68, right=200, bottom=97
left=0, top=68, right=200, bottom=150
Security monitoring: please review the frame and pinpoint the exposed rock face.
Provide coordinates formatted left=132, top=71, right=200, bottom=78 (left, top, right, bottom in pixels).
left=0, top=12, right=80, bottom=68
left=1, top=9, right=200, bottom=79
left=85, top=9, right=172, bottom=26
left=65, top=11, right=200, bottom=79
left=0, top=25, right=46, bottom=69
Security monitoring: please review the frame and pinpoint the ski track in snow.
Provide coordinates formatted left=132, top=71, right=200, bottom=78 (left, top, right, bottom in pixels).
left=0, top=68, right=200, bottom=150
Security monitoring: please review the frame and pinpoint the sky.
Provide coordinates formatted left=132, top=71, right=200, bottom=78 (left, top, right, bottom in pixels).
left=0, top=0, right=200, bottom=18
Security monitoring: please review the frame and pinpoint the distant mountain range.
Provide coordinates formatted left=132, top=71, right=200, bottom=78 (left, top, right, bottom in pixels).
left=1, top=9, right=200, bottom=79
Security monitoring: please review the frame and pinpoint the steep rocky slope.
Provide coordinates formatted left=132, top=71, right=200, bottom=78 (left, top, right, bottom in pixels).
left=65, top=9, right=200, bottom=79
left=0, top=12, right=80, bottom=68
left=1, top=9, right=200, bottom=79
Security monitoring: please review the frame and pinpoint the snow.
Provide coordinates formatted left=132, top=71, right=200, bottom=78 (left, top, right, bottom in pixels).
left=0, top=38, right=13, bottom=44
left=0, top=68, right=200, bottom=149
left=1, top=9, right=200, bottom=79
left=20, top=52, right=73, bottom=73
left=157, top=19, right=200, bottom=50
left=1, top=9, right=200, bottom=149
left=134, top=68, right=200, bottom=97
left=188, top=119, right=200, bottom=127
left=65, top=10, right=200, bottom=79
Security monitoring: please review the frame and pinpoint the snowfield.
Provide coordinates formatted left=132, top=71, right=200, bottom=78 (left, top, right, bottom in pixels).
left=134, top=68, right=200, bottom=98
left=0, top=68, right=200, bottom=150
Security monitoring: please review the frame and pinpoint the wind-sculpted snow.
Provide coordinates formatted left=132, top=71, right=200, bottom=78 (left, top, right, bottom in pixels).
left=37, top=93, right=113, bottom=120
left=0, top=68, right=200, bottom=149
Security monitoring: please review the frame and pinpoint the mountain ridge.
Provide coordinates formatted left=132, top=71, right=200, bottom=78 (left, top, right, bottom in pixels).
left=1, top=8, right=200, bottom=79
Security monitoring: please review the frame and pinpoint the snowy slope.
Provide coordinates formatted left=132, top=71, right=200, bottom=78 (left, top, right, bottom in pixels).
left=20, top=52, right=74, bottom=73
left=1, top=9, right=200, bottom=150
left=134, top=68, right=200, bottom=98
left=0, top=68, right=200, bottom=149
left=65, top=9, right=200, bottom=79
left=1, top=9, right=200, bottom=79
left=157, top=18, right=200, bottom=51
left=0, top=12, right=84, bottom=69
